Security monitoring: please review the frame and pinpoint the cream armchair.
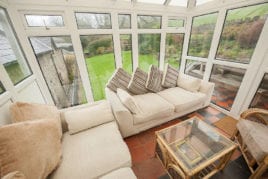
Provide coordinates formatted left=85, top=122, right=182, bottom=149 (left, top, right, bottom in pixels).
left=233, top=108, right=268, bottom=179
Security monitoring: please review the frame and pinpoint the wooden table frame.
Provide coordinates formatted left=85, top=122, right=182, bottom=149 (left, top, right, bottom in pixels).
left=155, top=117, right=237, bottom=179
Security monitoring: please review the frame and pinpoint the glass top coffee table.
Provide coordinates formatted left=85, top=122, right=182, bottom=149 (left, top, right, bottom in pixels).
left=155, top=117, right=237, bottom=179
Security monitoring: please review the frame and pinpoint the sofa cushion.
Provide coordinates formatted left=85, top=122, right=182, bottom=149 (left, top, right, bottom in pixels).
left=0, top=118, right=62, bottom=179
left=237, top=120, right=268, bottom=162
left=132, top=93, right=175, bottom=124
left=162, top=63, right=179, bottom=88
left=100, top=167, right=137, bottom=179
left=64, top=101, right=114, bottom=134
left=157, top=87, right=206, bottom=113
left=50, top=122, right=131, bottom=179
left=177, top=74, right=201, bottom=92
left=117, top=88, right=140, bottom=114
left=10, top=102, right=60, bottom=123
left=106, top=68, right=131, bottom=92
left=146, top=65, right=164, bottom=93
left=128, top=67, right=149, bottom=95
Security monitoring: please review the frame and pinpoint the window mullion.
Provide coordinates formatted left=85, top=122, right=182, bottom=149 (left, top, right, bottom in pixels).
left=203, top=9, right=226, bottom=81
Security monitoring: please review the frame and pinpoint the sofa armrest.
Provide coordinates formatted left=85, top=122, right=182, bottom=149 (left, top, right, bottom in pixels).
left=199, top=81, right=215, bottom=106
left=105, top=88, right=137, bottom=137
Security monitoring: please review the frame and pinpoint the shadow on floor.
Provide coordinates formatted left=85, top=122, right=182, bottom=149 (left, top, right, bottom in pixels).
left=159, top=156, right=251, bottom=179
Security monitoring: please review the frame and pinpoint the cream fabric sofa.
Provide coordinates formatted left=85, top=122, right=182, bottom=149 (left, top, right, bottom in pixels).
left=49, top=101, right=136, bottom=179
left=106, top=77, right=215, bottom=138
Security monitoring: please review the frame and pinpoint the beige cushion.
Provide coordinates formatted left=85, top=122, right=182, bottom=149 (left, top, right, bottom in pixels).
left=106, top=68, right=131, bottom=92
left=162, top=63, right=179, bottom=88
left=237, top=120, right=268, bottom=162
left=64, top=101, right=114, bottom=134
left=100, top=167, right=137, bottom=179
left=117, top=88, right=140, bottom=114
left=157, top=87, right=206, bottom=113
left=177, top=74, right=201, bottom=92
left=10, top=102, right=60, bottom=123
left=146, top=65, right=164, bottom=93
left=132, top=93, right=175, bottom=124
left=128, top=67, right=148, bottom=95
left=50, top=122, right=131, bottom=179
left=2, top=171, right=25, bottom=179
left=0, top=118, right=62, bottom=179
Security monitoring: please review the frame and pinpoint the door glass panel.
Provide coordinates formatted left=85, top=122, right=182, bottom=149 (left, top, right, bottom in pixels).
left=188, top=13, right=218, bottom=58
left=0, top=8, right=31, bottom=84
left=29, top=36, right=87, bottom=109
left=120, top=34, right=132, bottom=73
left=80, top=35, right=115, bottom=101
left=184, top=59, right=206, bottom=79
left=210, top=64, right=245, bottom=111
left=216, top=3, right=268, bottom=63
left=75, top=13, right=112, bottom=29
left=137, top=15, right=161, bottom=29
left=138, top=34, right=160, bottom=72
left=165, top=33, right=184, bottom=69
left=250, top=73, right=268, bottom=110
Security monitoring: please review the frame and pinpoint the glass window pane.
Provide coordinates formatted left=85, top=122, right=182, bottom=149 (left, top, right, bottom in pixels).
left=209, top=64, right=246, bottom=111
left=188, top=13, right=218, bottom=58
left=184, top=59, right=206, bottom=79
left=169, top=0, right=188, bottom=7
left=137, top=15, right=161, bottom=29
left=29, top=36, right=87, bottom=109
left=168, top=18, right=184, bottom=28
left=0, top=82, right=5, bottom=94
left=165, top=33, right=184, bottom=69
left=25, top=15, right=64, bottom=27
left=0, top=8, right=31, bottom=84
left=120, top=34, right=132, bottom=74
left=138, top=34, right=160, bottom=72
left=216, top=3, right=268, bottom=63
left=137, top=0, right=165, bottom=4
left=118, top=14, right=131, bottom=29
left=75, top=13, right=112, bottom=29
left=250, top=73, right=268, bottom=110
left=80, top=35, right=115, bottom=101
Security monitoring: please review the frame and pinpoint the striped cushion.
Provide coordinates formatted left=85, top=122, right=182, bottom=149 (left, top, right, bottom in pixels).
left=106, top=68, right=131, bottom=92
left=146, top=65, right=164, bottom=93
left=128, top=68, right=149, bottom=95
left=162, top=63, right=179, bottom=88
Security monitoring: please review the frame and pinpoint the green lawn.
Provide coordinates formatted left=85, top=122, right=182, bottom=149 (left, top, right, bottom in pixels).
left=138, top=54, right=159, bottom=72
left=4, top=62, right=29, bottom=84
left=86, top=51, right=163, bottom=101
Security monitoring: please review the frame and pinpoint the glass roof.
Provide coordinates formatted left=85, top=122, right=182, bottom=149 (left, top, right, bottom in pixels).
left=138, top=0, right=166, bottom=5
left=122, top=0, right=214, bottom=7
left=196, top=0, right=213, bottom=6
left=169, top=0, right=188, bottom=7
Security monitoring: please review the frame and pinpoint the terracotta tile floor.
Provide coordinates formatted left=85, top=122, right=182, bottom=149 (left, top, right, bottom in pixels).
left=124, top=106, right=243, bottom=179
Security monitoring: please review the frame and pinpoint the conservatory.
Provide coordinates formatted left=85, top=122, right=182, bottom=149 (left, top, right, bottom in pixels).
left=0, top=0, right=267, bottom=178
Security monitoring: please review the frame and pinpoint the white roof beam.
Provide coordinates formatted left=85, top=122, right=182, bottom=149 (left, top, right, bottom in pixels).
left=164, top=0, right=172, bottom=6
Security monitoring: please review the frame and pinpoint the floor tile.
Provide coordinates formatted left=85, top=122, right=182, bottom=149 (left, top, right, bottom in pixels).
left=128, top=146, right=149, bottom=164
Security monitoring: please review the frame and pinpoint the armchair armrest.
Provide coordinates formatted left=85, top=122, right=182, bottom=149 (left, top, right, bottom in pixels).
left=105, top=88, right=137, bottom=137
left=199, top=81, right=215, bottom=106
left=240, top=108, right=268, bottom=125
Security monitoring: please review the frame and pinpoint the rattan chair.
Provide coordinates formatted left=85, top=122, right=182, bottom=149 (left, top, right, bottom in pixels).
left=233, top=108, right=268, bottom=179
